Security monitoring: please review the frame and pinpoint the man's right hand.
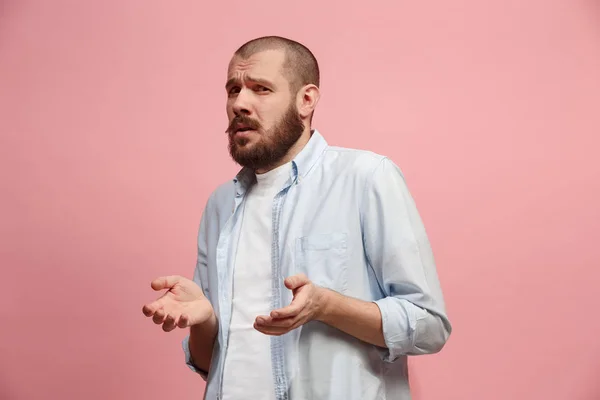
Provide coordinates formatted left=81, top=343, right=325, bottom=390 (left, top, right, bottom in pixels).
left=142, top=275, right=214, bottom=332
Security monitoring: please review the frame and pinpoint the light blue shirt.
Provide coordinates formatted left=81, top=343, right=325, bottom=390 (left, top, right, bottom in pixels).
left=182, top=130, right=452, bottom=400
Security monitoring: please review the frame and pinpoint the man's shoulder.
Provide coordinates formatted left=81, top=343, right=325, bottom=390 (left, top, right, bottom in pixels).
left=211, top=179, right=236, bottom=201
left=322, top=144, right=390, bottom=175
left=201, top=179, right=236, bottom=216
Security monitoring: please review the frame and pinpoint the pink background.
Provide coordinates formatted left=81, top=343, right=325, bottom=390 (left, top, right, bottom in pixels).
left=1, top=1, right=599, bottom=399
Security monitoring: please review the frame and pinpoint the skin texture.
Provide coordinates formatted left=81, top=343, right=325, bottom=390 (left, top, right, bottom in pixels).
left=142, top=47, right=386, bottom=375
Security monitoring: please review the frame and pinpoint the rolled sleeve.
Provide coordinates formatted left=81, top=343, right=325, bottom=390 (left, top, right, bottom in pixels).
left=182, top=335, right=209, bottom=380
left=361, top=157, right=452, bottom=361
left=373, top=297, right=418, bottom=362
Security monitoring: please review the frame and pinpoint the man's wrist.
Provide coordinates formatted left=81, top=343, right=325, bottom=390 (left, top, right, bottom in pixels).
left=192, top=309, right=217, bottom=330
left=315, top=286, right=334, bottom=323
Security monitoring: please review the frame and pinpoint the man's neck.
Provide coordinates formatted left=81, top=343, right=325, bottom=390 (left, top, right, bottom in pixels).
left=255, top=128, right=312, bottom=174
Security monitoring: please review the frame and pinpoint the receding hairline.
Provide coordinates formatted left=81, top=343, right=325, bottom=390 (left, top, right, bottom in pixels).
left=231, top=36, right=320, bottom=90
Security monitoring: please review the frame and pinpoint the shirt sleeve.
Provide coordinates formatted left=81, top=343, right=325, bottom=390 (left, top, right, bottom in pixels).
left=360, top=157, right=452, bottom=362
left=182, top=334, right=209, bottom=379
left=181, top=200, right=212, bottom=379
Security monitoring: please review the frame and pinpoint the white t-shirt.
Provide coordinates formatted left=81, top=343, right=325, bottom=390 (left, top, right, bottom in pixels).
left=221, top=162, right=292, bottom=400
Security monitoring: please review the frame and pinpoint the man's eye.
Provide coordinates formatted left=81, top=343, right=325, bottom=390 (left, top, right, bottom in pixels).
left=256, top=86, right=270, bottom=92
left=228, top=87, right=240, bottom=95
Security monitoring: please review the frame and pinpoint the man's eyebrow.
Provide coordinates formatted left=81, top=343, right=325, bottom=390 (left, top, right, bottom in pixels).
left=225, top=76, right=274, bottom=89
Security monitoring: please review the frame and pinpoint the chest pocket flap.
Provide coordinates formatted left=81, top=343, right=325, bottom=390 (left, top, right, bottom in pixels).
left=295, top=232, right=349, bottom=292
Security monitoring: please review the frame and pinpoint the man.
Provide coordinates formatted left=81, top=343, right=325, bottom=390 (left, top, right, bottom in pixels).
left=142, top=36, right=452, bottom=400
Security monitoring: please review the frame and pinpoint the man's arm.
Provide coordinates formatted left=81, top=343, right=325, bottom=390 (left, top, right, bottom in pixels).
left=358, top=156, right=452, bottom=359
left=187, top=313, right=218, bottom=373
left=313, top=283, right=449, bottom=356
left=315, top=288, right=386, bottom=348
left=254, top=274, right=385, bottom=346
left=261, top=271, right=446, bottom=355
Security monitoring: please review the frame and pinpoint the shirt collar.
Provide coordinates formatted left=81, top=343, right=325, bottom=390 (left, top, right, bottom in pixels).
left=233, top=129, right=328, bottom=196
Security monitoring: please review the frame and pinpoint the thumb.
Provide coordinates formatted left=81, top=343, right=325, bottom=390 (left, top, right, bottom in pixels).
left=284, top=273, right=309, bottom=290
left=151, top=275, right=181, bottom=291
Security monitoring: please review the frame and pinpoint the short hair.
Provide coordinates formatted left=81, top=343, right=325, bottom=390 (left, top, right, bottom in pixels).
left=233, top=36, right=320, bottom=93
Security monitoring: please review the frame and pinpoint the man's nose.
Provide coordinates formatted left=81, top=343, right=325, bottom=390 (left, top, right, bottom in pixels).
left=232, top=89, right=252, bottom=116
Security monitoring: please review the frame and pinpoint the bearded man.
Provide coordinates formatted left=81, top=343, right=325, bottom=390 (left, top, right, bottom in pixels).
left=143, top=35, right=452, bottom=400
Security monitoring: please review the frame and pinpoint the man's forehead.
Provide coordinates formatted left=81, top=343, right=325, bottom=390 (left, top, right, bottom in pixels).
left=227, top=49, right=286, bottom=77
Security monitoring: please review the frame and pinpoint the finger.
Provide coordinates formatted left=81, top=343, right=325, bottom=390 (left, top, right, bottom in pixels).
left=177, top=313, right=190, bottom=328
left=162, top=314, right=178, bottom=332
left=151, top=275, right=181, bottom=291
left=255, top=315, right=271, bottom=325
left=142, top=298, right=167, bottom=317
left=153, top=308, right=166, bottom=324
left=142, top=304, right=155, bottom=317
left=253, top=321, right=289, bottom=336
left=255, top=316, right=305, bottom=335
left=284, top=273, right=309, bottom=290
left=257, top=315, right=297, bottom=329
left=270, top=290, right=308, bottom=319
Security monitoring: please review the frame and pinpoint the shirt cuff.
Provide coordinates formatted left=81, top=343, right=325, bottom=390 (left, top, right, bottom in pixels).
left=373, top=297, right=417, bottom=362
left=182, top=334, right=209, bottom=380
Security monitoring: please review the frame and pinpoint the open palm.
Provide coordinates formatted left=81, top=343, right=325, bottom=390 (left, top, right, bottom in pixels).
left=142, top=275, right=214, bottom=332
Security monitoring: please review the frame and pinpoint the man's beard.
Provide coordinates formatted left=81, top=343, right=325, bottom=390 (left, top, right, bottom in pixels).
left=226, top=103, right=305, bottom=171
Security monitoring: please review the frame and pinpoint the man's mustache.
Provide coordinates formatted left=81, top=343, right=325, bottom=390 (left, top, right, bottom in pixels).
left=226, top=115, right=261, bottom=134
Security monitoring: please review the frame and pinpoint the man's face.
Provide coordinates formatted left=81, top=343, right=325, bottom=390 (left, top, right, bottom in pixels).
left=225, top=49, right=304, bottom=171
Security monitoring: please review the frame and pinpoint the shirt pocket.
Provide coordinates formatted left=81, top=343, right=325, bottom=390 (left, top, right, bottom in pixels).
left=294, top=232, right=349, bottom=293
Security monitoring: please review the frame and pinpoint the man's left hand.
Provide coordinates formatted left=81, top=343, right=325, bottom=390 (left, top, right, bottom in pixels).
left=254, top=273, right=326, bottom=336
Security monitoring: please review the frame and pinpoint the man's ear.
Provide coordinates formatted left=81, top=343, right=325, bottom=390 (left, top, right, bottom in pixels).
left=297, top=84, right=320, bottom=119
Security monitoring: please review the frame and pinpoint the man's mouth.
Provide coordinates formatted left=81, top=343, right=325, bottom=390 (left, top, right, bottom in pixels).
left=227, top=118, right=260, bottom=135
left=234, top=125, right=258, bottom=135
